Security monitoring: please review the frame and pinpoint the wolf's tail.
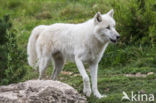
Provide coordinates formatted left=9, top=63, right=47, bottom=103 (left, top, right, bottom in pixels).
left=27, top=25, right=45, bottom=68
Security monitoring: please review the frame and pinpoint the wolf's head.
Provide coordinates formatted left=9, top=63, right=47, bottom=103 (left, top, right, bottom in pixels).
left=93, top=9, right=120, bottom=43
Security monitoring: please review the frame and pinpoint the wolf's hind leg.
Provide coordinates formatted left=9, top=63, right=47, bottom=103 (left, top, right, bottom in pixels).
left=51, top=52, right=64, bottom=80
left=37, top=46, right=51, bottom=80
left=38, top=56, right=50, bottom=80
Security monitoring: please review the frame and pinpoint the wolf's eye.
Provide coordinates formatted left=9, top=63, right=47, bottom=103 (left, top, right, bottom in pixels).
left=106, top=26, right=110, bottom=29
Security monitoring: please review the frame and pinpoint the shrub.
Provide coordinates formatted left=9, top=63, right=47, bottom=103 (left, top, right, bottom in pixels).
left=99, top=0, right=156, bottom=68
left=112, top=0, right=156, bottom=45
left=0, top=15, right=26, bottom=85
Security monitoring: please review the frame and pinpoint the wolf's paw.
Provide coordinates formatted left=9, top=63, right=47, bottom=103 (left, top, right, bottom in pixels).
left=94, top=91, right=107, bottom=99
left=83, top=88, right=91, bottom=97
left=96, top=94, right=107, bottom=99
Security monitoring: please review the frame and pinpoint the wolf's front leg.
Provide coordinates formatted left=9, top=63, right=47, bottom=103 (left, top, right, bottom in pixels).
left=90, top=63, right=107, bottom=98
left=75, top=56, right=91, bottom=97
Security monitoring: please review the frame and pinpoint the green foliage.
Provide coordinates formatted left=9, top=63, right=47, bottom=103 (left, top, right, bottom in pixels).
left=0, top=15, right=26, bottom=85
left=113, top=0, right=156, bottom=45
left=0, top=15, right=11, bottom=45
left=98, top=0, right=156, bottom=70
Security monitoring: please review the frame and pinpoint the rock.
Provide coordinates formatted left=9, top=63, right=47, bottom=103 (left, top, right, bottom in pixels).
left=0, top=80, right=87, bottom=103
left=125, top=73, right=146, bottom=78
left=147, top=72, right=154, bottom=75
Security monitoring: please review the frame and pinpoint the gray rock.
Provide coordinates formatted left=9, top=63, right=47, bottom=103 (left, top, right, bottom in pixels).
left=0, top=80, right=87, bottom=103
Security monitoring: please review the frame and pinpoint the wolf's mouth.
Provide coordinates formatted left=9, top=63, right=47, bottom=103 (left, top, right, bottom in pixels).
left=110, top=38, right=117, bottom=43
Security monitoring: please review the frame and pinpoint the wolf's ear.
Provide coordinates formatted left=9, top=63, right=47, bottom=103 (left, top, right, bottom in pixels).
left=107, top=9, right=114, bottom=17
left=94, top=12, right=102, bottom=23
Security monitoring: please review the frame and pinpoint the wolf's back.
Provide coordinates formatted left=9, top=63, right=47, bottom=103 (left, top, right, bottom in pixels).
left=27, top=25, right=46, bottom=68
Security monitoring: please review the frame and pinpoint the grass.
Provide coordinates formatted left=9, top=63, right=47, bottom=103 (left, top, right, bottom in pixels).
left=0, top=0, right=156, bottom=103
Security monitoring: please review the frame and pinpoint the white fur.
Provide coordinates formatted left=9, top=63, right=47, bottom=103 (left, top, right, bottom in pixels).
left=27, top=9, right=120, bottom=98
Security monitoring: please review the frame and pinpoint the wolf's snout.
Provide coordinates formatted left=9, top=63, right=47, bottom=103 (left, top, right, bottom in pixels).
left=110, top=38, right=117, bottom=43
left=110, top=35, right=120, bottom=43
left=116, top=35, right=120, bottom=39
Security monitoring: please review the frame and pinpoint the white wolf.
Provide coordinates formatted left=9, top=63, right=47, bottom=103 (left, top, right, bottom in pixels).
left=27, top=9, right=120, bottom=98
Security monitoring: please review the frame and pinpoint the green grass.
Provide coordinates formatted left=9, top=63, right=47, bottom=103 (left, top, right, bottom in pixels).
left=0, top=0, right=156, bottom=103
